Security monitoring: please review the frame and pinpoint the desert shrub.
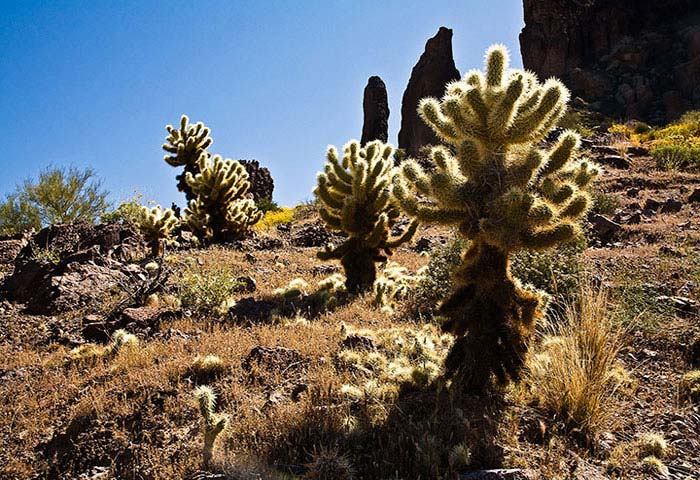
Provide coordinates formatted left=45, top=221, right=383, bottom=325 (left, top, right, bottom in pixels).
left=176, top=265, right=245, bottom=315
left=558, top=109, right=596, bottom=137
left=406, top=237, right=466, bottom=317
left=651, top=141, right=700, bottom=170
left=0, top=166, right=108, bottom=235
left=101, top=194, right=146, bottom=225
left=314, top=140, right=417, bottom=293
left=256, top=198, right=280, bottom=213
left=526, top=283, right=625, bottom=444
left=590, top=191, right=621, bottom=216
left=253, top=206, right=295, bottom=231
left=393, top=44, right=597, bottom=391
left=511, top=238, right=586, bottom=309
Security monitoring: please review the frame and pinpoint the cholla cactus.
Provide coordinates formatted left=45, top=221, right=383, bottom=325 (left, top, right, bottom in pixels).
left=183, top=199, right=212, bottom=239
left=163, top=115, right=213, bottom=200
left=393, top=44, right=598, bottom=391
left=194, top=386, right=229, bottom=469
left=314, top=140, right=417, bottom=293
left=373, top=263, right=415, bottom=314
left=137, top=205, right=179, bottom=256
left=185, top=154, right=262, bottom=241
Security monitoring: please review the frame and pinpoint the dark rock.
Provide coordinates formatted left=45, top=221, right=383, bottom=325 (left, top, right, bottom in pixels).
left=655, top=295, right=699, bottom=317
left=292, top=222, right=333, bottom=247
left=361, top=76, right=389, bottom=145
left=459, top=470, right=535, bottom=480
left=238, top=159, right=274, bottom=202
left=242, top=345, right=307, bottom=385
left=398, top=27, right=460, bottom=158
left=688, top=187, right=700, bottom=203
left=310, top=264, right=340, bottom=276
left=660, top=197, right=683, bottom=214
left=626, top=187, right=639, bottom=197
left=591, top=145, right=619, bottom=156
left=596, top=155, right=630, bottom=169
left=81, top=315, right=110, bottom=342
left=591, top=214, right=621, bottom=240
left=228, top=297, right=277, bottom=322
left=412, top=236, right=434, bottom=253
left=233, top=276, right=257, bottom=293
left=643, top=198, right=662, bottom=212
left=341, top=334, right=377, bottom=351
left=627, top=145, right=649, bottom=156
left=688, top=335, right=700, bottom=367
left=520, top=0, right=700, bottom=123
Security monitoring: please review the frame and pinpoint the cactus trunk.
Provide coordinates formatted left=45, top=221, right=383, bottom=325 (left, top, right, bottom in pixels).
left=439, top=241, right=542, bottom=391
left=340, top=246, right=378, bottom=294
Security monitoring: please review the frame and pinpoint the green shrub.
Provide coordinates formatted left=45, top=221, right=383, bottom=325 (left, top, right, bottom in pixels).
left=408, top=238, right=465, bottom=317
left=651, top=143, right=700, bottom=170
left=256, top=198, right=280, bottom=213
left=176, top=265, right=245, bottom=315
left=101, top=194, right=146, bottom=225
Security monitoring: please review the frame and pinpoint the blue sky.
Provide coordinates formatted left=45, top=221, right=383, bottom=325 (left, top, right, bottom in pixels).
left=0, top=0, right=524, bottom=208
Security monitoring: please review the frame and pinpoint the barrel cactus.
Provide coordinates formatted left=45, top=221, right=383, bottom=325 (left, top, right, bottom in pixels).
left=393, top=44, right=598, bottom=391
left=314, top=140, right=417, bottom=293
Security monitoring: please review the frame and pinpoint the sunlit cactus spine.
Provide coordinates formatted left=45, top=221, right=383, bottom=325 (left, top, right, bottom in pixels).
left=314, top=140, right=418, bottom=293
left=194, top=386, right=228, bottom=469
left=185, top=154, right=262, bottom=241
left=137, top=205, right=179, bottom=257
left=393, top=44, right=598, bottom=391
left=163, top=115, right=213, bottom=200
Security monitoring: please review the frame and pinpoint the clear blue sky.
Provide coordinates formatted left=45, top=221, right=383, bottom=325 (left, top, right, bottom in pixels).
left=0, top=0, right=524, bottom=208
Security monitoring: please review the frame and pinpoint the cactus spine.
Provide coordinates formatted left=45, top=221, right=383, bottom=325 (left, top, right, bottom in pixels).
left=137, top=205, right=178, bottom=257
left=194, top=386, right=228, bottom=469
left=163, top=115, right=213, bottom=201
left=314, top=140, right=417, bottom=293
left=393, top=44, right=598, bottom=391
left=184, top=154, right=262, bottom=241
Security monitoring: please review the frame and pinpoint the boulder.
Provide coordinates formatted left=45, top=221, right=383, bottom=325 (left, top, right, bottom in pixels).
left=398, top=27, right=460, bottom=158
left=360, top=76, right=389, bottom=145
left=238, top=159, right=274, bottom=202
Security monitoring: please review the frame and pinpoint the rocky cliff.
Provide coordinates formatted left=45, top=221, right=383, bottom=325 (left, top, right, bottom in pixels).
left=520, top=0, right=700, bottom=124
left=361, top=76, right=390, bottom=145
left=238, top=160, right=274, bottom=203
left=398, top=27, right=460, bottom=157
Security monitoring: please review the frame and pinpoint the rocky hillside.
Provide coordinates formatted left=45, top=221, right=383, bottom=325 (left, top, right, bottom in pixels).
left=520, top=0, right=700, bottom=124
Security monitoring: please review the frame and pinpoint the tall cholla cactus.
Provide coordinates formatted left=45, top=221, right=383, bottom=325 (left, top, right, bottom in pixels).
left=315, top=140, right=417, bottom=293
left=163, top=115, right=214, bottom=200
left=137, top=205, right=179, bottom=257
left=393, top=45, right=598, bottom=391
left=194, top=386, right=229, bottom=469
left=185, top=154, right=262, bottom=240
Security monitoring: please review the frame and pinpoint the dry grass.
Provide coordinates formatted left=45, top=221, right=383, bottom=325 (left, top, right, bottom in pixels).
left=526, top=282, right=627, bottom=444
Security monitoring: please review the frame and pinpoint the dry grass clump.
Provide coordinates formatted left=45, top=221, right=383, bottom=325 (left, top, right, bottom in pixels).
left=526, top=283, right=626, bottom=444
left=607, top=432, right=671, bottom=477
left=191, top=354, right=227, bottom=382
left=304, top=447, right=355, bottom=480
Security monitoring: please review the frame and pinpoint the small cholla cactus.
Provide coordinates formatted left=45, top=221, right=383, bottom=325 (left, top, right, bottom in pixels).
left=137, top=205, right=179, bottom=257
left=373, top=263, right=415, bottom=314
left=305, top=447, right=355, bottom=480
left=163, top=115, right=213, bottom=200
left=185, top=155, right=263, bottom=241
left=194, top=385, right=229, bottom=469
left=314, top=140, right=417, bottom=293
left=108, top=329, right=139, bottom=354
left=393, top=44, right=598, bottom=391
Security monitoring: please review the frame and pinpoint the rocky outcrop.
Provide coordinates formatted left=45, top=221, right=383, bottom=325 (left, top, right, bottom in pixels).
left=519, top=0, right=700, bottom=124
left=2, top=223, right=148, bottom=314
left=361, top=76, right=390, bottom=145
left=398, top=27, right=460, bottom=157
left=238, top=160, right=274, bottom=203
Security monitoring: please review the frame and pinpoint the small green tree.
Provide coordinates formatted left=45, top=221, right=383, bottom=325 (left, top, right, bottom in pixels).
left=314, top=140, right=417, bottom=293
left=393, top=44, right=598, bottom=391
left=0, top=167, right=109, bottom=235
